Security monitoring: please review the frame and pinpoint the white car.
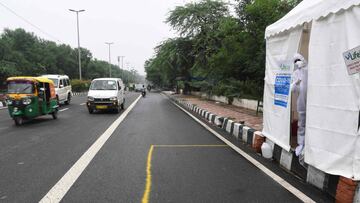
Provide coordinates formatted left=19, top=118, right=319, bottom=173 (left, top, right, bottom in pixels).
left=42, top=75, right=72, bottom=105
left=86, top=78, right=125, bottom=114
left=135, top=83, right=145, bottom=92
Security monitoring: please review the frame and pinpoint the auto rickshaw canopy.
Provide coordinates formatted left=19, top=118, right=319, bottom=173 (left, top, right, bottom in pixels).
left=6, top=76, right=55, bottom=85
left=7, top=76, right=56, bottom=99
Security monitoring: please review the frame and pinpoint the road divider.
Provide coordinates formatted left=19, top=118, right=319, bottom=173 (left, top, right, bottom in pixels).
left=39, top=94, right=142, bottom=203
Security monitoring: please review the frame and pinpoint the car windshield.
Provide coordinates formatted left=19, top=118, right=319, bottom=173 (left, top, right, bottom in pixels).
left=7, top=81, right=34, bottom=94
left=49, top=78, right=59, bottom=87
left=90, top=80, right=117, bottom=90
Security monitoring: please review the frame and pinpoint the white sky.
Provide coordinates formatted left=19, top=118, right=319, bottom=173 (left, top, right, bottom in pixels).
left=0, top=0, right=195, bottom=75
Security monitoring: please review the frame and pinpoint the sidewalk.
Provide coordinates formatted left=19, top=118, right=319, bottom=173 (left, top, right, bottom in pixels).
left=171, top=93, right=263, bottom=131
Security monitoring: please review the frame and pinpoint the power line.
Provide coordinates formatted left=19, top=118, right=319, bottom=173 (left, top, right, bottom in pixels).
left=0, top=1, right=63, bottom=43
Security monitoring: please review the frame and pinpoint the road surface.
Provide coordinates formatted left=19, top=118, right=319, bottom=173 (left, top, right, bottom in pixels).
left=0, top=92, right=332, bottom=202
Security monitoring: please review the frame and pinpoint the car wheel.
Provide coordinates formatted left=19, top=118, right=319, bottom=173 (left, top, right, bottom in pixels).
left=56, top=95, right=60, bottom=106
left=121, top=101, right=125, bottom=110
left=14, top=117, right=23, bottom=126
left=115, top=105, right=120, bottom=113
left=88, top=107, right=94, bottom=114
left=52, top=108, right=58, bottom=119
left=65, top=93, right=71, bottom=105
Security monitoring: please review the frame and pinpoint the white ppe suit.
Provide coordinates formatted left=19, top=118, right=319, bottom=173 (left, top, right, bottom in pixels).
left=291, top=53, right=308, bottom=156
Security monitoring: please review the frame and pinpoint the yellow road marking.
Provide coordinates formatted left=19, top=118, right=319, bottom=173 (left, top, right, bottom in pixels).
left=142, top=145, right=154, bottom=203
left=141, top=144, right=228, bottom=203
left=154, top=144, right=228, bottom=148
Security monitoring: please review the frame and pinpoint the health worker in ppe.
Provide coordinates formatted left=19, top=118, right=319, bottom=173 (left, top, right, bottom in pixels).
left=291, top=53, right=308, bottom=156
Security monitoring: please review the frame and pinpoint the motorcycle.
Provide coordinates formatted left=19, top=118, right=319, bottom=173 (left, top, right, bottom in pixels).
left=141, top=90, right=146, bottom=97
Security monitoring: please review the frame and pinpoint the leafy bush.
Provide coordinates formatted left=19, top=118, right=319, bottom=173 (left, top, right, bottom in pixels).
left=212, top=79, right=263, bottom=102
left=71, top=79, right=91, bottom=92
left=190, top=80, right=212, bottom=94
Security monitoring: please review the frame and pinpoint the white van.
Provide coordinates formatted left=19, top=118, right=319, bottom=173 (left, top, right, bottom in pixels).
left=42, top=75, right=72, bottom=105
left=86, top=78, right=125, bottom=113
left=134, top=83, right=145, bottom=92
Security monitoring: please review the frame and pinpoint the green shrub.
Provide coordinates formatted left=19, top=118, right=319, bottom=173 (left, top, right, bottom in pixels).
left=71, top=79, right=91, bottom=92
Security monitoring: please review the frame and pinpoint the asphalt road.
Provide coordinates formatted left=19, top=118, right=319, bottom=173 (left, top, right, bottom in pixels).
left=0, top=92, right=332, bottom=202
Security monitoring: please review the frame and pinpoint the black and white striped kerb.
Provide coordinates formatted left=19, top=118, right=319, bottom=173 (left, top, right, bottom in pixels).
left=73, top=92, right=88, bottom=96
left=270, top=141, right=341, bottom=198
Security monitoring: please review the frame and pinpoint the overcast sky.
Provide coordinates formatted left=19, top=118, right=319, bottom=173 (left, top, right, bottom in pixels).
left=0, top=0, right=196, bottom=75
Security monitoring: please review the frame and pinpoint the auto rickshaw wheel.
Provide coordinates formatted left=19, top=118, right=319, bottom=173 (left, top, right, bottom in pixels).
left=52, top=109, right=58, bottom=119
left=14, top=117, right=24, bottom=126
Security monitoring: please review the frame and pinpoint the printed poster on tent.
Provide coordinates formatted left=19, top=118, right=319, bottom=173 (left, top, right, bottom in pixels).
left=274, top=62, right=291, bottom=108
left=343, top=45, right=360, bottom=75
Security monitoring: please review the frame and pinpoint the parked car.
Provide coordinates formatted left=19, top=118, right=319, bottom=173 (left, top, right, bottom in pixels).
left=42, top=75, right=72, bottom=105
left=86, top=78, right=125, bottom=114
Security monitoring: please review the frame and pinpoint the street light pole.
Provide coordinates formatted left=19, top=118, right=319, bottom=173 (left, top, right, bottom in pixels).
left=105, top=42, right=114, bottom=77
left=69, top=9, right=85, bottom=80
left=118, top=56, right=125, bottom=79
left=120, top=56, right=125, bottom=69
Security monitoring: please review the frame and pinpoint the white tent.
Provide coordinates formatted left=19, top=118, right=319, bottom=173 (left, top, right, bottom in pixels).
left=263, top=0, right=360, bottom=180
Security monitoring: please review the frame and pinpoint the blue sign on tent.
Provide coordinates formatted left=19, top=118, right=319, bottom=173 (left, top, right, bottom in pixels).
left=274, top=73, right=291, bottom=108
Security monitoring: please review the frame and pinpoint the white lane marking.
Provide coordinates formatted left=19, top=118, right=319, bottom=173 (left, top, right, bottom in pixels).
left=80, top=103, right=86, bottom=106
left=40, top=95, right=142, bottom=203
left=59, top=108, right=69, bottom=112
left=0, top=107, right=8, bottom=110
left=169, top=98, right=315, bottom=203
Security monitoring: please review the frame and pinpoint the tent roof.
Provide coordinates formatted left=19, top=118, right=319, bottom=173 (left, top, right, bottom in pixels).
left=265, top=0, right=360, bottom=38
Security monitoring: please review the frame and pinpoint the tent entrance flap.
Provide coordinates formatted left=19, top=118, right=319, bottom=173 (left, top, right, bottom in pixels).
left=262, top=27, right=303, bottom=152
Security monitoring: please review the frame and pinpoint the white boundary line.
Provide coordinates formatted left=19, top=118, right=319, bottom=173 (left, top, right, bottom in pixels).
left=59, top=108, right=69, bottom=112
left=39, top=95, right=142, bottom=203
left=169, top=97, right=315, bottom=203
left=80, top=103, right=86, bottom=106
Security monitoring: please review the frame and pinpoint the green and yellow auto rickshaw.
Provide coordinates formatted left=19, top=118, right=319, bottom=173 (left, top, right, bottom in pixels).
left=5, top=76, right=59, bottom=126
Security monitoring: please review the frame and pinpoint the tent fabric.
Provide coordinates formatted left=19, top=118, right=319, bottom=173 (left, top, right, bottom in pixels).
left=262, top=27, right=302, bottom=152
left=305, top=6, right=360, bottom=180
left=265, top=0, right=360, bottom=39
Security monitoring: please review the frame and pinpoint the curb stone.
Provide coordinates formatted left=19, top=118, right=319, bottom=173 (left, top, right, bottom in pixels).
left=167, top=93, right=262, bottom=154
left=72, top=92, right=88, bottom=96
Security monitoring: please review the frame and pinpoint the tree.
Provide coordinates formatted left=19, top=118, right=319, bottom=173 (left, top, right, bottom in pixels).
left=0, top=28, right=142, bottom=91
left=145, top=37, right=194, bottom=93
left=166, top=0, right=229, bottom=72
left=146, top=0, right=300, bottom=99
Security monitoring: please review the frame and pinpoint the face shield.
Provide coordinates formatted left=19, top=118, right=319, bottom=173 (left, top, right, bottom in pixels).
left=293, top=53, right=307, bottom=69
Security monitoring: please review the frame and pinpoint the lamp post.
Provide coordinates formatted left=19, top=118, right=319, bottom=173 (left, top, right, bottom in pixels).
left=69, top=9, right=85, bottom=80
left=118, top=56, right=125, bottom=79
left=105, top=42, right=114, bottom=77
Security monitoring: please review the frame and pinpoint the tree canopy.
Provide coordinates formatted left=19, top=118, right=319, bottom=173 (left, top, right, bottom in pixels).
left=145, top=0, right=299, bottom=99
left=0, top=28, right=141, bottom=89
